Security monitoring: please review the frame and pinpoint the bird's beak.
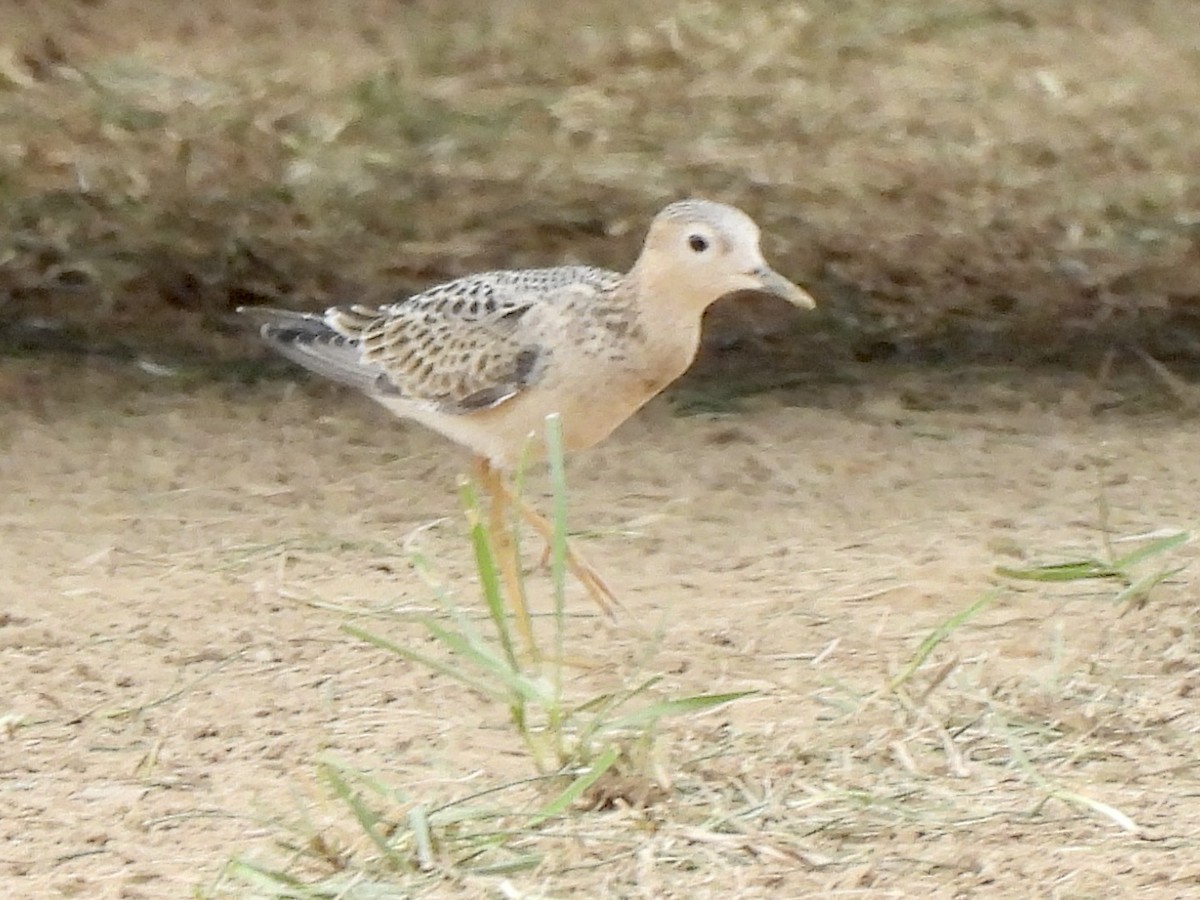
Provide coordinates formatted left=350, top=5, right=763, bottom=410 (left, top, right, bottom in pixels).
left=749, top=265, right=817, bottom=309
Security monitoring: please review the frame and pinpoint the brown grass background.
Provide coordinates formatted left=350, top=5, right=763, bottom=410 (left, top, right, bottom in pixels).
left=1, top=0, right=1198, bottom=372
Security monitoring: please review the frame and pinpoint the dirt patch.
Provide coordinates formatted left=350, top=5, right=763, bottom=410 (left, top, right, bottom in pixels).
left=3, top=2, right=1200, bottom=895
left=2, top=356, right=1198, bottom=896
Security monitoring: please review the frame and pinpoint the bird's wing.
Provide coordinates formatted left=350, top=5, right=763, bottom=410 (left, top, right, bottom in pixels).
left=242, top=266, right=621, bottom=414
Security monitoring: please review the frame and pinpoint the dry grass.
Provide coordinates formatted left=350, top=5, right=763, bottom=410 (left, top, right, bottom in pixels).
left=1, top=0, right=1199, bottom=369
left=4, top=359, right=1200, bottom=896
left=3, top=3, right=1200, bottom=896
left=210, top=533, right=1200, bottom=897
left=198, top=416, right=1197, bottom=897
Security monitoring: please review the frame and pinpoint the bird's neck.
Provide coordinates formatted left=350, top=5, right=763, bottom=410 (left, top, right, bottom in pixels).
left=617, top=267, right=706, bottom=380
left=625, top=262, right=716, bottom=318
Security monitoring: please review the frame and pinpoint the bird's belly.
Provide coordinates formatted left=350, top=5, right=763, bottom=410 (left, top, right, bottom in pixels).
left=447, top=372, right=663, bottom=465
left=381, top=343, right=696, bottom=469
left=514, top=351, right=693, bottom=455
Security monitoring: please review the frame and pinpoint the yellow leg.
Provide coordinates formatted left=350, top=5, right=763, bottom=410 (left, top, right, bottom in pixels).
left=474, top=458, right=538, bottom=656
left=500, top=485, right=623, bottom=619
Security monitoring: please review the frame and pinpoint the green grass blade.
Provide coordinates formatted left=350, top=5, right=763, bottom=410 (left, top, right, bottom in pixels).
left=995, top=560, right=1125, bottom=582
left=526, top=745, right=621, bottom=828
left=458, top=479, right=518, bottom=669
left=319, top=762, right=411, bottom=873
left=889, top=592, right=995, bottom=691
left=573, top=674, right=664, bottom=716
left=572, top=674, right=664, bottom=747
left=603, top=690, right=755, bottom=731
left=1052, top=788, right=1140, bottom=833
left=417, top=618, right=550, bottom=705
left=341, top=623, right=508, bottom=702
left=464, top=855, right=542, bottom=876
left=407, top=804, right=435, bottom=871
left=221, top=858, right=320, bottom=897
left=1110, top=530, right=1189, bottom=569
left=999, top=717, right=1140, bottom=833
left=1112, top=565, right=1185, bottom=607
left=317, top=754, right=404, bottom=803
left=543, top=413, right=569, bottom=686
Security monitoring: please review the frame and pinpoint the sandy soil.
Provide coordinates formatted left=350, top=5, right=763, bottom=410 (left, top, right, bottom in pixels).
left=2, top=356, right=1198, bottom=897
left=2, top=1, right=1198, bottom=896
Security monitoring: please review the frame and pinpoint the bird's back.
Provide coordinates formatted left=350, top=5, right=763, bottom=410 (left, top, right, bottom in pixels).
left=241, top=265, right=624, bottom=410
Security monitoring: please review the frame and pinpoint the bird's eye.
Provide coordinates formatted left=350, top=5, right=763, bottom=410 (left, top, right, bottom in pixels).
left=687, top=234, right=709, bottom=253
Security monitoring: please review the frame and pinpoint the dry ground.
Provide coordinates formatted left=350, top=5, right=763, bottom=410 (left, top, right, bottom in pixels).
left=2, top=357, right=1199, bottom=897
left=3, top=0, right=1200, bottom=897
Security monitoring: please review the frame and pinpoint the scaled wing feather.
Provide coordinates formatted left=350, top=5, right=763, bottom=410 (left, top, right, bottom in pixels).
left=243, top=267, right=621, bottom=415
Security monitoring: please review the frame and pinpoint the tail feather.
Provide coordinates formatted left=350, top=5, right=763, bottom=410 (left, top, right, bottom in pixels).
left=238, top=305, right=388, bottom=395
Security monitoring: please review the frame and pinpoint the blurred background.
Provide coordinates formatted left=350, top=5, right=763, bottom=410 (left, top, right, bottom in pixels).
left=1, top=0, right=1198, bottom=380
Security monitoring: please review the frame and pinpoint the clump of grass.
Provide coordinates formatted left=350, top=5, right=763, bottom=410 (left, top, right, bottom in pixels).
left=212, top=416, right=750, bottom=895
left=810, top=567, right=1169, bottom=842
left=351, top=416, right=749, bottom=775
left=995, top=527, right=1190, bottom=609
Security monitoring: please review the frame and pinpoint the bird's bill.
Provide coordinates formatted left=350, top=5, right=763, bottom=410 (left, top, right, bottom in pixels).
left=749, top=265, right=817, bottom=309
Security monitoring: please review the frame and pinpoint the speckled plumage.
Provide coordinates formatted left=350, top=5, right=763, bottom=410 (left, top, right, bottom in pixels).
left=331, top=265, right=626, bottom=412
left=242, top=199, right=815, bottom=469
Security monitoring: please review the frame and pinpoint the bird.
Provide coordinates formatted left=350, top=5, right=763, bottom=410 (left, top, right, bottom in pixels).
left=240, top=199, right=816, bottom=646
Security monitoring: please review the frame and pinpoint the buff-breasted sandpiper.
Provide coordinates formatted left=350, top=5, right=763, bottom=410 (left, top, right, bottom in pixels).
left=241, top=199, right=816, bottom=641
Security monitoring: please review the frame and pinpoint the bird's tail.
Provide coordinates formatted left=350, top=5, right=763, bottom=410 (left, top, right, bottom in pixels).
left=238, top=306, right=387, bottom=394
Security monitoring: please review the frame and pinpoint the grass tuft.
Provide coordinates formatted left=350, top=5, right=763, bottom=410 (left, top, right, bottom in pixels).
left=996, top=528, right=1190, bottom=609
left=211, top=415, right=752, bottom=895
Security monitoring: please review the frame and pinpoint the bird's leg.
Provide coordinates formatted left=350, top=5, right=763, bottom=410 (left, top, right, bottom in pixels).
left=473, top=457, right=537, bottom=656
left=498, top=484, right=623, bottom=619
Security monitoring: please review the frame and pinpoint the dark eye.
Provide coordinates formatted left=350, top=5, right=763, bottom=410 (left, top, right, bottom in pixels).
left=687, top=234, right=709, bottom=253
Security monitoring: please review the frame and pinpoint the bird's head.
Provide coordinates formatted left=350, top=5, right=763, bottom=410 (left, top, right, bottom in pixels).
left=634, top=199, right=816, bottom=312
